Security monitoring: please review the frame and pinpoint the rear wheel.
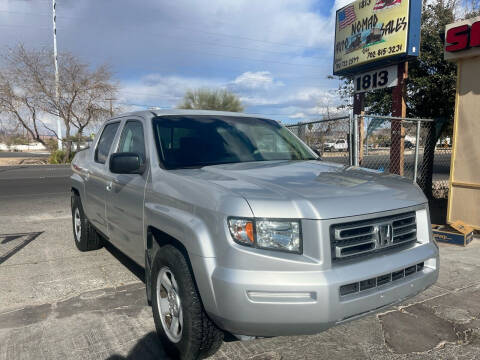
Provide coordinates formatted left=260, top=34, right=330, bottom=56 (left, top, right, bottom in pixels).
left=71, top=193, right=102, bottom=251
left=151, top=245, right=223, bottom=360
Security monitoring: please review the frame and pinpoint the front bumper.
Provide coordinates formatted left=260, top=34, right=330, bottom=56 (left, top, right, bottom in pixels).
left=208, top=242, right=438, bottom=337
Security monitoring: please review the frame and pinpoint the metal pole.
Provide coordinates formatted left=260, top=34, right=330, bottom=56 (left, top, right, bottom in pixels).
left=365, top=118, right=369, bottom=156
left=413, top=120, right=421, bottom=183
left=349, top=112, right=353, bottom=166
left=52, top=0, right=62, bottom=150
left=354, top=114, right=359, bottom=167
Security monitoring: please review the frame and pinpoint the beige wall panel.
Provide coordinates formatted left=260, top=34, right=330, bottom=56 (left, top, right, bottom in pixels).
left=448, top=57, right=480, bottom=228
left=453, top=58, right=480, bottom=183
left=449, top=186, right=480, bottom=227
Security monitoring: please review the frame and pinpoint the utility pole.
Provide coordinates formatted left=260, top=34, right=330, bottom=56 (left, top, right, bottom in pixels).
left=353, top=92, right=365, bottom=166
left=52, top=0, right=62, bottom=150
left=390, top=62, right=408, bottom=176
left=106, top=98, right=116, bottom=117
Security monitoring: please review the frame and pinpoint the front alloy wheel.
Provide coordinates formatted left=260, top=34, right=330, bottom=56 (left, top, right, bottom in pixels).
left=73, top=207, right=82, bottom=241
left=71, top=193, right=102, bottom=252
left=151, top=245, right=223, bottom=360
left=157, top=267, right=183, bottom=343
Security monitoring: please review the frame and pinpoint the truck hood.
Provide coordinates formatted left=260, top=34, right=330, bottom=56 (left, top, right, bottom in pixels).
left=178, top=160, right=427, bottom=219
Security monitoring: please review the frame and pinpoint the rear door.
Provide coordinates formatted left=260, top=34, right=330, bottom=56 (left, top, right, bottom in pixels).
left=105, top=118, right=148, bottom=265
left=84, top=121, right=120, bottom=236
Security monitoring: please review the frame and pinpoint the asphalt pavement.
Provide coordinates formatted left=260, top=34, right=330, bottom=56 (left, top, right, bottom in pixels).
left=325, top=151, right=451, bottom=181
left=0, top=151, right=49, bottom=158
left=0, top=165, right=479, bottom=360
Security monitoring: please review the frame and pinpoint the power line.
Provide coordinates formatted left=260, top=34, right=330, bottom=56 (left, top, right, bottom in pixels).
left=0, top=9, right=325, bottom=51
left=0, top=23, right=326, bottom=70
left=0, top=23, right=50, bottom=29
left=0, top=24, right=326, bottom=68
left=145, top=43, right=324, bottom=69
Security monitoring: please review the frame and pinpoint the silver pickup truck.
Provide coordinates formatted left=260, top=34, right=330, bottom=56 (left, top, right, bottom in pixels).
left=71, top=110, right=439, bottom=360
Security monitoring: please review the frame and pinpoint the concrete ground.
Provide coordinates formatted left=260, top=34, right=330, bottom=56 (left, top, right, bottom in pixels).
left=0, top=151, right=49, bottom=166
left=0, top=165, right=479, bottom=360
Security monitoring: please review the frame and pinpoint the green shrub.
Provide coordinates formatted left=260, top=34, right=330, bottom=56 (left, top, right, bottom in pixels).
left=49, top=150, right=76, bottom=164
left=45, top=138, right=59, bottom=152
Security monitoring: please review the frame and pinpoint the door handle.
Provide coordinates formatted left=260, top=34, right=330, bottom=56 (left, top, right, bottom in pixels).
left=106, top=181, right=113, bottom=191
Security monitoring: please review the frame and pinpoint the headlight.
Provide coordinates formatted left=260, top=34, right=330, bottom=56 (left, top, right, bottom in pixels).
left=228, top=218, right=302, bottom=254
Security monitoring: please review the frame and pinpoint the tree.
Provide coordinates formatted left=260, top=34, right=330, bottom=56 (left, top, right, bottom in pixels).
left=333, top=0, right=480, bottom=196
left=335, top=0, right=473, bottom=136
left=178, top=88, right=244, bottom=112
left=366, top=0, right=480, bottom=138
left=0, top=45, right=117, bottom=161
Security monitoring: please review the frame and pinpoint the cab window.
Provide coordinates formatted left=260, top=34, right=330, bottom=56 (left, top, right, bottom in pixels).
left=117, top=121, right=146, bottom=161
left=95, top=122, right=120, bottom=164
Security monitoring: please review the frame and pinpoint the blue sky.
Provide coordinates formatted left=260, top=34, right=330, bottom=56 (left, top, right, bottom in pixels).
left=0, top=0, right=352, bottom=126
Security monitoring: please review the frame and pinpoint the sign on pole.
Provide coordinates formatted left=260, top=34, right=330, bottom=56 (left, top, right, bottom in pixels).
left=354, top=65, right=398, bottom=93
left=333, top=0, right=421, bottom=76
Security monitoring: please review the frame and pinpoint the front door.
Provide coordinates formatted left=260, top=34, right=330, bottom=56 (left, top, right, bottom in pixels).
left=84, top=121, right=120, bottom=236
left=106, top=119, right=148, bottom=265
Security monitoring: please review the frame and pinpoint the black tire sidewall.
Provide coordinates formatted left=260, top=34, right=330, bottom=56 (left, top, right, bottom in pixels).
left=72, top=195, right=86, bottom=251
left=151, top=246, right=203, bottom=360
left=72, top=194, right=88, bottom=251
left=71, top=194, right=102, bottom=251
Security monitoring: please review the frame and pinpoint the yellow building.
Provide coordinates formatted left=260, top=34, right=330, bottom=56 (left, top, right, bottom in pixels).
left=444, top=16, right=480, bottom=229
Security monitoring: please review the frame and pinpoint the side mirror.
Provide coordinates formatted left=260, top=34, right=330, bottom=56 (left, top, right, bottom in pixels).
left=109, top=152, right=145, bottom=174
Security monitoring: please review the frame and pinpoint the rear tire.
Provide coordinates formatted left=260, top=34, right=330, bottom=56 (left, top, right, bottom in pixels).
left=71, top=193, right=102, bottom=252
left=151, top=245, right=223, bottom=360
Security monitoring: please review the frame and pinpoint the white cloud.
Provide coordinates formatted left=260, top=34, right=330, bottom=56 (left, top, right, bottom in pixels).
left=229, top=71, right=283, bottom=91
left=0, top=0, right=350, bottom=125
left=118, top=74, right=226, bottom=108
left=289, top=112, right=307, bottom=119
left=117, top=70, right=342, bottom=121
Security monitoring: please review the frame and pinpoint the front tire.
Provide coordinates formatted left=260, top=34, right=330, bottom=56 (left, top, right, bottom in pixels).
left=71, top=193, right=102, bottom=252
left=151, top=245, right=223, bottom=360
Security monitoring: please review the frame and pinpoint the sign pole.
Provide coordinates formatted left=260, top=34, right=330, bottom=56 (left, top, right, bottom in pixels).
left=390, top=61, right=407, bottom=175
left=353, top=92, right=365, bottom=166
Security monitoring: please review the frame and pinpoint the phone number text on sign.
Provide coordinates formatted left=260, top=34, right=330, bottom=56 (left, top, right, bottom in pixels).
left=354, top=65, right=398, bottom=93
left=365, top=44, right=403, bottom=59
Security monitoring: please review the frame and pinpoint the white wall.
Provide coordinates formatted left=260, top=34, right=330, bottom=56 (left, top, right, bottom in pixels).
left=0, top=142, right=47, bottom=151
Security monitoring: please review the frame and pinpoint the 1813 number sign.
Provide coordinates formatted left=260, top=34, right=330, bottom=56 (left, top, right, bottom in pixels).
left=354, top=66, right=398, bottom=93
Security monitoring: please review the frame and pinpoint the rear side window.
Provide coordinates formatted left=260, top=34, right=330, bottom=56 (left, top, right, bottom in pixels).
left=117, top=121, right=146, bottom=161
left=95, top=122, right=120, bottom=164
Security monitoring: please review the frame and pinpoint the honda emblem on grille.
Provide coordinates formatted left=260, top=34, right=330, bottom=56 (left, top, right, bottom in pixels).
left=377, top=223, right=393, bottom=248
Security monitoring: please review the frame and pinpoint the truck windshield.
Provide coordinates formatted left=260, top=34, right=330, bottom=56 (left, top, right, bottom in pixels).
left=152, top=115, right=316, bottom=169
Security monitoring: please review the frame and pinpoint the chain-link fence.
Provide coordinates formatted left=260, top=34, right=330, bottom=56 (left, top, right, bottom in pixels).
left=286, top=114, right=450, bottom=199
left=431, top=143, right=452, bottom=199
left=355, top=115, right=428, bottom=181
left=287, top=116, right=352, bottom=166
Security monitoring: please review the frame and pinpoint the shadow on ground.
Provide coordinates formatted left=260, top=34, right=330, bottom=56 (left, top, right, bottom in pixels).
left=106, top=332, right=170, bottom=360
left=104, top=241, right=145, bottom=283
left=429, top=198, right=447, bottom=225
left=0, top=231, right=43, bottom=265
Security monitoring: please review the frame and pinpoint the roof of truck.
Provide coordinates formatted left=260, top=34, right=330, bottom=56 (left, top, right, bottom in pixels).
left=111, top=109, right=272, bottom=120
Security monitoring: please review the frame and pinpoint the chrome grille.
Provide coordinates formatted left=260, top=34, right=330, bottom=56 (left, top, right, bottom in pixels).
left=331, top=212, right=417, bottom=261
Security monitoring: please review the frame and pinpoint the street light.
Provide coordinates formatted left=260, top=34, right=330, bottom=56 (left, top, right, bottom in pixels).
left=52, top=0, right=62, bottom=150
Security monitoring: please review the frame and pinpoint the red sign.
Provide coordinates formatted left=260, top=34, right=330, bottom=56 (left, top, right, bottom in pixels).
left=446, top=21, right=480, bottom=52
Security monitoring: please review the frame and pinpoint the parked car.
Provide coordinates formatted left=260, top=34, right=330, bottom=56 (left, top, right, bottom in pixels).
left=404, top=140, right=415, bottom=149
left=323, top=139, right=348, bottom=152
left=71, top=110, right=439, bottom=360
